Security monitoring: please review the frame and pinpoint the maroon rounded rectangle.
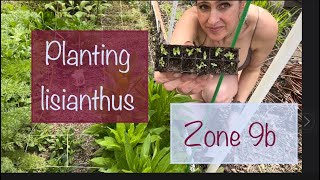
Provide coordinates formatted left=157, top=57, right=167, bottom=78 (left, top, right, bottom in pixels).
left=31, top=30, right=148, bottom=123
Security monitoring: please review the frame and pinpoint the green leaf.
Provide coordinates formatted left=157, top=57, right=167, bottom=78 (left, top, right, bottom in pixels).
left=99, top=166, right=119, bottom=173
left=149, top=127, right=167, bottom=135
left=90, top=157, right=114, bottom=167
left=83, top=124, right=104, bottom=135
left=154, top=153, right=170, bottom=173
left=96, top=137, right=121, bottom=151
left=80, top=1, right=90, bottom=9
left=107, top=127, right=122, bottom=143
left=116, top=123, right=126, bottom=141
left=151, top=147, right=169, bottom=170
left=130, top=123, right=147, bottom=147
left=142, top=166, right=152, bottom=173
left=44, top=4, right=56, bottom=12
left=84, top=5, right=93, bottom=13
left=74, top=11, right=86, bottom=19
left=128, top=123, right=135, bottom=138
left=140, top=134, right=151, bottom=159
left=124, top=133, right=135, bottom=171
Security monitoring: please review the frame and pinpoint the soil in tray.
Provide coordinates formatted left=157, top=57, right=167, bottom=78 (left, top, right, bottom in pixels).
left=154, top=56, right=169, bottom=72
left=195, top=59, right=209, bottom=75
left=182, top=58, right=197, bottom=73
left=167, top=57, right=182, bottom=72
left=224, top=61, right=238, bottom=74
left=208, top=60, right=224, bottom=74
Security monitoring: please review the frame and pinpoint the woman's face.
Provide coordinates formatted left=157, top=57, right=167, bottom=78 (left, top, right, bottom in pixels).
left=196, top=1, right=245, bottom=41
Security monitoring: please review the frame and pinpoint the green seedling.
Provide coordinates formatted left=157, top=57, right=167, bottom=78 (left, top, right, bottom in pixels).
left=186, top=48, right=194, bottom=57
left=211, top=63, right=218, bottom=67
left=159, top=57, right=165, bottom=67
left=195, top=47, right=202, bottom=53
left=203, top=51, right=207, bottom=60
left=160, top=44, right=168, bottom=55
left=224, top=51, right=235, bottom=60
left=173, top=47, right=180, bottom=56
left=196, top=61, right=207, bottom=70
left=215, top=48, right=223, bottom=57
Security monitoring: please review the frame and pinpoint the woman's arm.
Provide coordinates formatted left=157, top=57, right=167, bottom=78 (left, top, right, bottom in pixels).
left=233, top=8, right=278, bottom=102
left=155, top=6, right=211, bottom=95
left=170, top=6, right=199, bottom=45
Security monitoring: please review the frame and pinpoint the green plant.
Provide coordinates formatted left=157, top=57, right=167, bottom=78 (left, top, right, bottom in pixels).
left=196, top=61, right=207, bottom=70
left=44, top=0, right=111, bottom=23
left=224, top=51, right=235, bottom=60
left=211, top=63, right=218, bottom=67
left=84, top=77, right=195, bottom=173
left=215, top=48, right=223, bottom=57
left=173, top=47, right=180, bottom=56
left=1, top=152, right=46, bottom=173
left=186, top=48, right=194, bottom=57
left=195, top=47, right=202, bottom=53
left=159, top=57, right=165, bottom=67
left=44, top=127, right=83, bottom=172
left=203, top=51, right=208, bottom=60
left=160, top=44, right=168, bottom=55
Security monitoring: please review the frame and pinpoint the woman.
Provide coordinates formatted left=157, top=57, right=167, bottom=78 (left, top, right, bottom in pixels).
left=154, top=1, right=278, bottom=103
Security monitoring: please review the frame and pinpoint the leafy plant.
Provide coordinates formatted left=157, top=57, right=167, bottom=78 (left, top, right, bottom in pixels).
left=159, top=57, right=165, bottom=67
left=211, top=63, right=218, bottom=67
left=203, top=51, right=207, bottom=60
left=160, top=44, right=168, bottom=55
left=215, top=47, right=223, bottom=57
left=84, top=77, right=196, bottom=173
left=196, top=61, right=207, bottom=70
left=224, top=51, right=235, bottom=60
left=186, top=48, right=194, bottom=57
left=195, top=47, right=202, bottom=53
left=44, top=0, right=112, bottom=23
left=173, top=47, right=180, bottom=56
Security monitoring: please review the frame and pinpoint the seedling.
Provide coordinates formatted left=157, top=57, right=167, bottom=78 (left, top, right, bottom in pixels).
left=211, top=63, right=218, bottom=67
left=160, top=44, right=168, bottom=55
left=173, top=47, right=180, bottom=56
left=159, top=57, right=165, bottom=67
left=224, top=51, right=235, bottom=60
left=186, top=48, right=194, bottom=57
left=203, top=51, right=207, bottom=60
left=196, top=61, right=207, bottom=70
left=195, top=47, right=202, bottom=53
left=215, top=48, right=223, bottom=57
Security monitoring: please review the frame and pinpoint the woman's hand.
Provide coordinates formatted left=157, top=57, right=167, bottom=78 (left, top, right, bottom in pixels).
left=154, top=71, right=211, bottom=95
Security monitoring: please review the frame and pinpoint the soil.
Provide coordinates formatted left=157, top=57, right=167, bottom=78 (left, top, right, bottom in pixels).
left=167, top=57, right=182, bottom=72
left=182, top=58, right=197, bottom=73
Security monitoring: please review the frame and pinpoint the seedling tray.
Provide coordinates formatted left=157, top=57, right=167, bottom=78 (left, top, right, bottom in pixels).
left=155, top=44, right=240, bottom=75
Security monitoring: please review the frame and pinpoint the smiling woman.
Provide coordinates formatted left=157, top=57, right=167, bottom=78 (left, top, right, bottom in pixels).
left=154, top=0, right=278, bottom=103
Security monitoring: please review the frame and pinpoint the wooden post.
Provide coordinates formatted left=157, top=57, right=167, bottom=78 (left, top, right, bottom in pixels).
left=151, top=1, right=168, bottom=43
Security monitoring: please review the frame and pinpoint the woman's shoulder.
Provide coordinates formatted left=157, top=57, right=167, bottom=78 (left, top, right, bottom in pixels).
left=170, top=6, right=200, bottom=45
left=249, top=5, right=279, bottom=49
